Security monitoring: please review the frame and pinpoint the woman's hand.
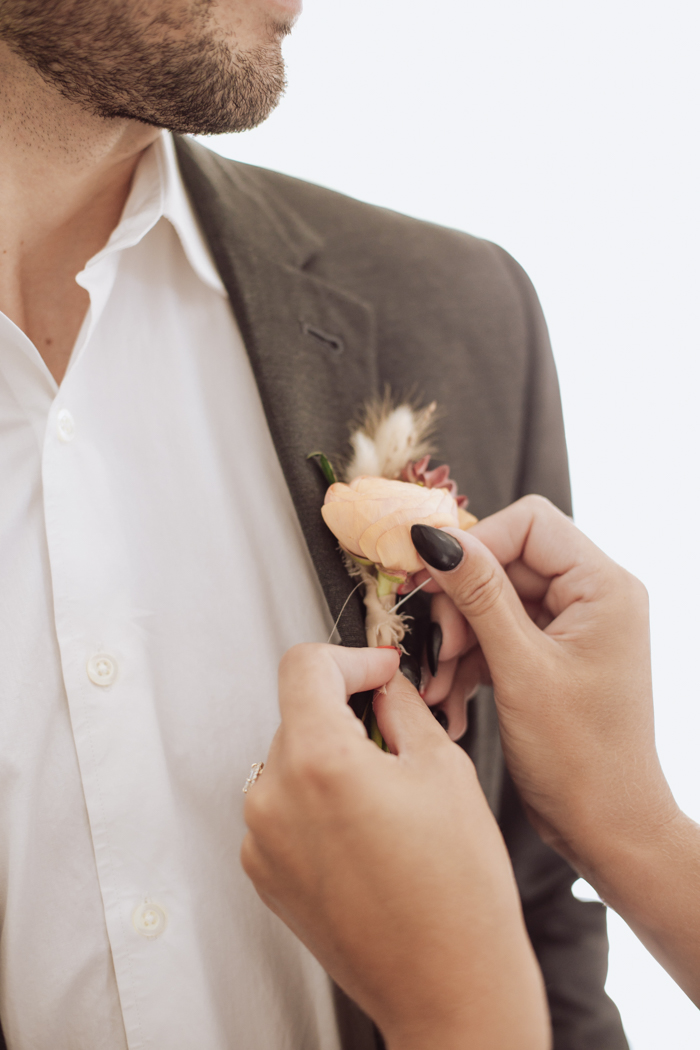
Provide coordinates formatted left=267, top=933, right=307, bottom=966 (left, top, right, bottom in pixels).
left=241, top=643, right=549, bottom=1050
left=412, top=496, right=700, bottom=1002
left=413, top=496, right=674, bottom=860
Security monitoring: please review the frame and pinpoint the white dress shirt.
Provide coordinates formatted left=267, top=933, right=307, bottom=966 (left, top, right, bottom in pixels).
left=0, top=133, right=341, bottom=1050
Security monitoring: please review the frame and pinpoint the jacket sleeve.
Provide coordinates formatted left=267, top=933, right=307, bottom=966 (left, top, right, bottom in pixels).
left=488, top=248, right=628, bottom=1048
left=500, top=774, right=628, bottom=1049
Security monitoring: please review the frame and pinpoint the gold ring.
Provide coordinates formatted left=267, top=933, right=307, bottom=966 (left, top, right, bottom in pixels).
left=242, top=761, right=265, bottom=794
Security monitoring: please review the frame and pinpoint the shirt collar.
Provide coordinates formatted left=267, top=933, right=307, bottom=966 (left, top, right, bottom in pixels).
left=83, top=131, right=227, bottom=298
left=158, top=133, right=227, bottom=296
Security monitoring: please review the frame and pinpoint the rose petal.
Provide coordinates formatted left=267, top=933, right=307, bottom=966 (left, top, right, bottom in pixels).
left=374, top=511, right=458, bottom=572
left=322, top=475, right=463, bottom=574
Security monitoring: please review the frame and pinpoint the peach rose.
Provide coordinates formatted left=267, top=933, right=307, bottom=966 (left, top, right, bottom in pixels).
left=322, top=476, right=460, bottom=574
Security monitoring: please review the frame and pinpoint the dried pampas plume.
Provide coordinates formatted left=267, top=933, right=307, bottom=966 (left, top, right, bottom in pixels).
left=344, top=398, right=437, bottom=483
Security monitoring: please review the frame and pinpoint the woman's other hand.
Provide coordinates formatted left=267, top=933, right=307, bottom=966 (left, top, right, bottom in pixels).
left=241, top=642, right=549, bottom=1050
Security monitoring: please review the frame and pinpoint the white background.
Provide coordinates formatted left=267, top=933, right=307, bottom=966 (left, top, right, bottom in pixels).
left=200, top=1, right=700, bottom=1044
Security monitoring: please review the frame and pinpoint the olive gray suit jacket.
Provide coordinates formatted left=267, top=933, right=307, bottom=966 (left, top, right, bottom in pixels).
left=0, top=136, right=629, bottom=1050
left=172, top=136, right=629, bottom=1050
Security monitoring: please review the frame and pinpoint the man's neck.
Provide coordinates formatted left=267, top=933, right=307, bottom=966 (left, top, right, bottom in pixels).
left=0, top=43, right=161, bottom=383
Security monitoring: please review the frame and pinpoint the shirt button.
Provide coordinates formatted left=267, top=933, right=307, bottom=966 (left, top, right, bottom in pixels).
left=133, top=901, right=167, bottom=939
left=56, top=409, right=75, bottom=442
left=86, top=653, right=117, bottom=686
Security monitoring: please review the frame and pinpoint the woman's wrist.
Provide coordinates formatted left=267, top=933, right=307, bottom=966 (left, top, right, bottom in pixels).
left=388, top=1012, right=550, bottom=1050
left=585, top=806, right=690, bottom=907
left=570, top=807, right=700, bottom=1005
left=381, top=932, right=551, bottom=1050
left=533, top=764, right=680, bottom=890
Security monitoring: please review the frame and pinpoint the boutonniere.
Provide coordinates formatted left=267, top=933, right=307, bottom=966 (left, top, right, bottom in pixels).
left=309, top=400, right=476, bottom=739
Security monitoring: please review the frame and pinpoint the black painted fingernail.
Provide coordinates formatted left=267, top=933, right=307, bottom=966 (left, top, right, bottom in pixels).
left=432, top=707, right=449, bottom=731
left=427, top=622, right=443, bottom=677
left=411, top=524, right=464, bottom=572
left=399, top=653, right=421, bottom=692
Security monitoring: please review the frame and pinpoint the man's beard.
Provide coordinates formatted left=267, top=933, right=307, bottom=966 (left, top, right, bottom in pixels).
left=0, top=0, right=289, bottom=134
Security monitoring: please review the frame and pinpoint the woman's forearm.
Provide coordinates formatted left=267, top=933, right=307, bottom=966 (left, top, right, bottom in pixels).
left=580, top=810, right=700, bottom=1006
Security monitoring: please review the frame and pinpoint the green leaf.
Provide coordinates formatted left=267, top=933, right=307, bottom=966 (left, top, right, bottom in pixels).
left=307, top=451, right=337, bottom=486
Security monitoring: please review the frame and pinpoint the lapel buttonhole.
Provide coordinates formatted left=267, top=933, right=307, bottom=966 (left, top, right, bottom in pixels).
left=301, top=322, right=345, bottom=356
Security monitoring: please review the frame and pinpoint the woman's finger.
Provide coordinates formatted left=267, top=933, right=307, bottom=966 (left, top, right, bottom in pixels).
left=506, top=559, right=550, bottom=603
left=468, top=494, right=605, bottom=584
left=278, top=643, right=400, bottom=741
left=429, top=592, right=475, bottom=662
left=440, top=649, right=486, bottom=741
left=422, top=655, right=458, bottom=705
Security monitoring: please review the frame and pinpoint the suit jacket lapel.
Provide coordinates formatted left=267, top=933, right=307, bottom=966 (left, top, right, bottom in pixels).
left=175, top=135, right=377, bottom=648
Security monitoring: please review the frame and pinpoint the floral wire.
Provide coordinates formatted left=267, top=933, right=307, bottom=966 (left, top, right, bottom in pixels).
left=389, top=577, right=431, bottom=614
left=326, top=580, right=365, bottom=643
left=327, top=575, right=431, bottom=644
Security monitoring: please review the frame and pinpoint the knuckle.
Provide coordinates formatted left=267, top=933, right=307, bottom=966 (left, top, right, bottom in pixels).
left=455, top=561, right=503, bottom=617
left=522, top=492, right=550, bottom=507
left=278, top=646, right=302, bottom=682
left=239, top=833, right=259, bottom=879
left=623, top=570, right=650, bottom=618
left=279, top=642, right=323, bottom=678
left=451, top=743, right=478, bottom=780
left=288, top=741, right=349, bottom=794
left=629, top=572, right=649, bottom=604
left=520, top=493, right=570, bottom=525
left=242, top=786, right=271, bottom=834
left=425, top=732, right=476, bottom=777
left=240, top=836, right=275, bottom=899
left=521, top=493, right=554, bottom=514
left=607, top=563, right=647, bottom=601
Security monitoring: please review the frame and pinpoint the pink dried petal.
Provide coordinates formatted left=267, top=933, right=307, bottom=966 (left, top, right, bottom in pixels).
left=396, top=575, right=420, bottom=595
left=423, top=464, right=450, bottom=488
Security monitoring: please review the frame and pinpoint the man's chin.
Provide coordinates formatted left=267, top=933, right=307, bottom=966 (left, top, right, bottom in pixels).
left=107, top=74, right=288, bottom=136
left=262, top=0, right=303, bottom=26
left=0, top=0, right=293, bottom=138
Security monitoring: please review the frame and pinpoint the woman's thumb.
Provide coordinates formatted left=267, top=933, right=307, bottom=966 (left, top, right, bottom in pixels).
left=373, top=669, right=449, bottom=756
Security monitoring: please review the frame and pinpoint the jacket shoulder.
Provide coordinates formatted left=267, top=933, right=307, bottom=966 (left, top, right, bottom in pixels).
left=235, top=158, right=465, bottom=242
left=240, top=159, right=541, bottom=314
left=184, top=139, right=529, bottom=291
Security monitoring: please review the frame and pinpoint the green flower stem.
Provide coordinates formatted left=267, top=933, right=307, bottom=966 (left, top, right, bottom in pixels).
left=369, top=710, right=385, bottom=749
left=362, top=698, right=389, bottom=751
left=376, top=570, right=402, bottom=598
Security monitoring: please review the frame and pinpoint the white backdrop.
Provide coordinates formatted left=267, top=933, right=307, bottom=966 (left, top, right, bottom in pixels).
left=200, top=1, right=700, bottom=1044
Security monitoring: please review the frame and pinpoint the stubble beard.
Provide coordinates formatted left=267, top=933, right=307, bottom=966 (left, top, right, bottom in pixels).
left=0, top=0, right=290, bottom=134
